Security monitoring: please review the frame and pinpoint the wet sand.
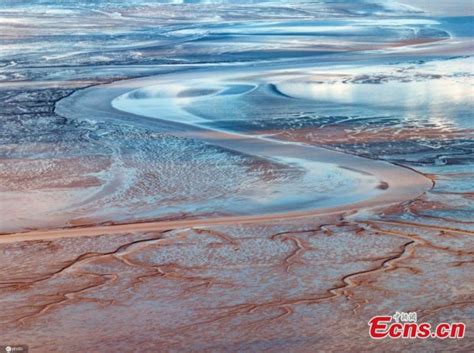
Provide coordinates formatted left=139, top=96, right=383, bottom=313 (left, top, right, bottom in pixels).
left=0, top=1, right=473, bottom=352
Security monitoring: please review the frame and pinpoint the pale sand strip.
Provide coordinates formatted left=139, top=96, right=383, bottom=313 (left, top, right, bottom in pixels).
left=3, top=64, right=431, bottom=244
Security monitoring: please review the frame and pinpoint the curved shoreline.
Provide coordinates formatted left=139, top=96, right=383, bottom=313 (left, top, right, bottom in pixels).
left=2, top=65, right=426, bottom=241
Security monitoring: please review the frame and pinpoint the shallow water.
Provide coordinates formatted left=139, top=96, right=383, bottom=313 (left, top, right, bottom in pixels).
left=0, top=1, right=473, bottom=352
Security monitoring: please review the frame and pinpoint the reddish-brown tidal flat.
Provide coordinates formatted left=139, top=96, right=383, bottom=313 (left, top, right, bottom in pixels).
left=1, top=213, right=473, bottom=352
left=1, top=1, right=473, bottom=352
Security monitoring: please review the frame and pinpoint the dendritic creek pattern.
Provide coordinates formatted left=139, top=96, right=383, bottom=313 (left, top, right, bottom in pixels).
left=0, top=1, right=473, bottom=352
